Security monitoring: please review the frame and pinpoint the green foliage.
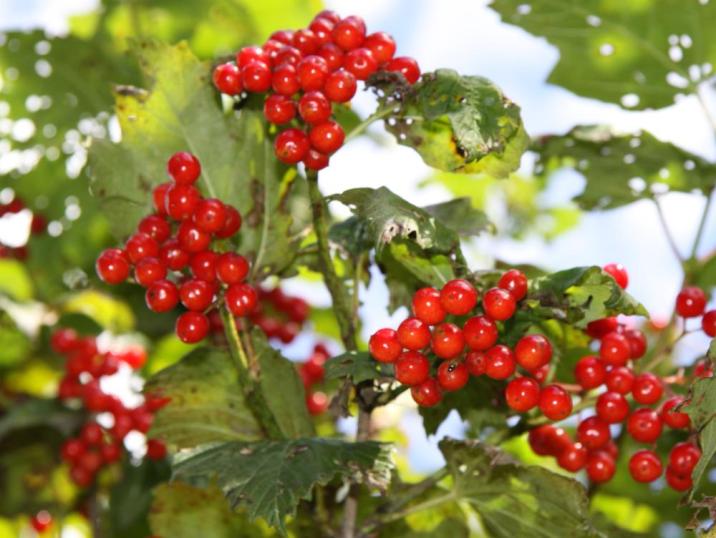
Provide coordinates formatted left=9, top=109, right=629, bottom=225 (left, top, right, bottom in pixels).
left=172, top=438, right=393, bottom=534
left=0, top=398, right=83, bottom=440
left=0, top=261, right=33, bottom=302
left=686, top=362, right=716, bottom=497
left=324, top=351, right=394, bottom=384
left=0, top=313, right=31, bottom=369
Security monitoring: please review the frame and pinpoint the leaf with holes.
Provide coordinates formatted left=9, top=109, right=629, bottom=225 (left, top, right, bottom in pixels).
left=535, top=125, right=716, bottom=210
left=490, top=0, right=716, bottom=110
left=172, top=438, right=393, bottom=534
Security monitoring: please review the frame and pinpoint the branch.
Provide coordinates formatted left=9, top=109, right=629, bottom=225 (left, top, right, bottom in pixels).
left=689, top=188, right=714, bottom=261
left=653, top=197, right=684, bottom=263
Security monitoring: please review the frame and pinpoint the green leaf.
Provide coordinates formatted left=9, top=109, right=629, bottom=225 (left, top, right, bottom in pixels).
left=0, top=398, right=83, bottom=440
left=696, top=254, right=716, bottom=291
left=372, top=69, right=528, bottom=177
left=324, top=351, right=394, bottom=384
left=489, top=0, right=715, bottom=110
left=685, top=371, right=716, bottom=497
left=382, top=518, right=470, bottom=537
left=535, top=126, right=716, bottom=209
left=0, top=312, right=31, bottom=369
left=145, top=347, right=263, bottom=449
left=422, top=197, right=495, bottom=237
left=172, top=438, right=393, bottom=533
left=439, top=439, right=603, bottom=537
left=0, top=260, right=33, bottom=301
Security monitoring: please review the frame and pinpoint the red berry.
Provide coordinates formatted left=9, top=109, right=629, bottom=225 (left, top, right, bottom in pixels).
left=324, top=68, right=357, bottom=103
left=270, top=30, right=294, bottom=44
left=661, top=396, right=691, bottom=429
left=596, top=391, right=629, bottom=423
left=177, top=220, right=211, bottom=254
left=215, top=205, right=242, bottom=238
left=364, top=32, right=396, bottom=64
left=176, top=311, right=210, bottom=343
left=397, top=317, right=431, bottom=350
left=587, top=451, right=616, bottom=483
left=192, top=198, right=227, bottom=233
left=694, top=359, right=714, bottom=378
left=213, top=62, right=242, bottom=95
left=703, top=310, right=716, bottom=337
left=138, top=214, right=171, bottom=243
left=343, top=48, right=378, bottom=80
left=263, top=93, right=297, bottom=125
left=297, top=55, right=329, bottom=91
left=440, top=279, right=478, bottom=315
left=599, top=331, right=631, bottom=367
left=51, top=328, right=79, bottom=354
left=484, top=345, right=516, bottom=379
left=165, top=184, right=201, bottom=221
left=100, top=442, right=122, bottom=463
left=146, top=439, right=167, bottom=460
left=631, top=372, right=663, bottom=405
left=303, top=148, right=330, bottom=170
left=96, top=248, right=130, bottom=285
left=112, top=412, right=133, bottom=440
left=179, top=278, right=214, bottom=311
left=431, top=323, right=465, bottom=359
left=61, top=439, right=86, bottom=462
left=332, top=16, right=366, bottom=50
left=676, top=286, right=707, bottom=317
left=215, top=252, right=249, bottom=285
left=437, top=360, right=469, bottom=391
left=497, top=269, right=528, bottom=300
left=412, top=287, right=446, bottom=325
left=275, top=128, right=310, bottom=164
left=225, top=283, right=258, bottom=317
left=314, top=10, right=341, bottom=24
left=669, top=442, right=701, bottom=475
left=386, top=56, right=421, bottom=84
left=309, top=17, right=334, bottom=45
left=298, top=91, right=332, bottom=124
left=309, top=121, right=345, bottom=154
left=528, top=425, right=571, bottom=457
left=318, top=42, right=345, bottom=71
left=514, top=334, right=552, bottom=370
left=125, top=232, right=160, bottom=263
left=538, top=384, right=573, bottom=421
left=666, top=466, right=693, bottom=491
left=242, top=60, right=272, bottom=93
left=605, top=366, right=635, bottom=394
left=81, top=422, right=103, bottom=446
left=483, top=287, right=517, bottom=321
left=603, top=263, right=628, bottom=289
left=626, top=408, right=662, bottom=443
left=272, top=63, right=300, bottom=96
left=463, top=316, right=498, bottom=351
left=625, top=329, right=647, bottom=359
left=275, top=45, right=302, bottom=67
left=152, top=182, right=171, bottom=216
left=145, top=279, right=179, bottom=312
left=237, top=46, right=269, bottom=68
left=368, top=329, right=402, bottom=362
left=586, top=317, right=618, bottom=339
left=167, top=152, right=201, bottom=185
left=465, top=350, right=487, bottom=376
left=30, top=511, right=53, bottom=533
left=410, top=377, right=442, bottom=407
left=134, top=257, right=167, bottom=287
left=159, top=238, right=190, bottom=271
left=190, top=251, right=218, bottom=282
left=306, top=391, right=329, bottom=415
left=395, top=350, right=430, bottom=385
left=293, top=29, right=319, bottom=55
left=505, top=377, right=540, bottom=412
left=557, top=443, right=588, bottom=472
left=70, top=465, right=93, bottom=487
left=577, top=416, right=611, bottom=450
left=574, top=355, right=606, bottom=390
left=629, top=450, right=662, bottom=482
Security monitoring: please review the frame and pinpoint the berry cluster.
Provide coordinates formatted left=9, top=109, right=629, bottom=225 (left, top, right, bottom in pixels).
left=297, top=343, right=331, bottom=416
left=675, top=285, right=716, bottom=337
left=212, top=10, right=420, bottom=170
left=0, top=195, right=46, bottom=260
left=248, top=286, right=310, bottom=343
left=95, top=152, right=257, bottom=344
left=52, top=328, right=169, bottom=487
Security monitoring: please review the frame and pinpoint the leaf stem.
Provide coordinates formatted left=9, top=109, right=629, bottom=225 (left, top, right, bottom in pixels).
left=360, top=491, right=456, bottom=534
left=345, top=105, right=394, bottom=142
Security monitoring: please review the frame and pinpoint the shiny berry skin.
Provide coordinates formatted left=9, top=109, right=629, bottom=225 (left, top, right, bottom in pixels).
left=661, top=396, right=691, bottom=429
left=213, top=62, right=243, bottom=95
left=332, top=16, right=366, bottom=51
left=125, top=233, right=160, bottom=264
left=410, top=377, right=442, bottom=407
left=386, top=56, right=421, bottom=84
left=81, top=422, right=103, bottom=445
left=631, top=372, right=663, bottom=405
left=168, top=151, right=201, bottom=185
left=297, top=55, right=329, bottom=91
left=159, top=238, right=190, bottom=271
left=666, top=466, right=692, bottom=491
left=324, top=68, right=357, bottom=102
left=165, top=184, right=201, bottom=221
left=263, top=94, right=296, bottom=125
left=397, top=317, right=431, bottom=350
left=606, top=366, right=635, bottom=394
left=215, top=205, right=242, bottom=239
left=528, top=425, right=571, bottom=456
left=669, top=442, right=701, bottom=475
left=703, top=310, right=716, bottom=337
left=538, top=384, right=573, bottom=421
left=437, top=360, right=469, bottom=391
left=96, top=248, right=130, bottom=284
left=514, top=334, right=552, bottom=370
left=309, top=121, right=345, bottom=155
left=190, top=251, right=218, bottom=282
left=275, top=45, right=302, bottom=67
left=306, top=391, right=329, bottom=415
left=596, top=391, right=629, bottom=424
left=463, top=316, right=498, bottom=351
left=298, top=91, right=332, bottom=124
left=412, top=287, right=446, bottom=325
left=318, top=42, right=345, bottom=71
left=465, top=350, right=487, bottom=376
left=586, top=317, right=618, bottom=339
left=484, top=345, right=516, bottom=379
left=394, top=350, right=430, bottom=385
left=179, top=278, right=214, bottom=311
left=599, top=331, right=631, bottom=367
left=293, top=29, right=319, bottom=55
left=146, top=439, right=167, bottom=460
left=625, top=329, right=647, bottom=359
left=626, top=408, right=662, bottom=443
left=364, top=32, right=396, bottom=64
left=145, top=279, right=180, bottom=313
left=557, top=443, right=588, bottom=472
left=574, top=355, right=606, bottom=390
left=274, top=128, right=310, bottom=164
left=152, top=183, right=171, bottom=215
left=176, top=311, right=210, bottom=343
left=497, top=269, right=528, bottom=301
left=587, top=451, right=616, bottom=483
left=369, top=328, right=401, bottom=363
left=431, top=323, right=465, bottom=359
left=272, top=63, right=301, bottom=95
left=177, top=221, right=211, bottom=253
left=676, top=286, right=707, bottom=317
left=439, top=279, right=478, bottom=315
left=343, top=48, right=378, bottom=80
left=577, top=416, right=611, bottom=450
left=237, top=45, right=269, bottom=68
left=505, top=377, right=540, bottom=412
left=138, top=214, right=171, bottom=243
left=603, top=263, right=628, bottom=289
left=270, top=30, right=293, bottom=45
left=215, top=252, right=249, bottom=285
left=303, top=148, right=329, bottom=170
left=225, top=283, right=258, bottom=317
left=315, top=10, right=340, bottom=24
left=242, top=60, right=272, bottom=93
left=51, top=328, right=79, bottom=354
left=134, top=257, right=167, bottom=287
left=629, top=450, right=662, bottom=482
left=309, top=17, right=334, bottom=45
left=483, top=287, right=517, bottom=321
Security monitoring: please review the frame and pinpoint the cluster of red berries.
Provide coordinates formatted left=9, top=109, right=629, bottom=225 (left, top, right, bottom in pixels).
left=0, top=195, right=46, bottom=260
left=297, top=343, right=331, bottom=416
left=247, top=286, right=310, bottom=343
left=212, top=10, right=420, bottom=170
left=674, top=285, right=716, bottom=336
left=95, top=152, right=257, bottom=344
left=52, top=328, right=169, bottom=486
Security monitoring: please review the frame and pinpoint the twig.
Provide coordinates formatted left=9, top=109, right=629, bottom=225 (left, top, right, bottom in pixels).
left=653, top=197, right=684, bottom=263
